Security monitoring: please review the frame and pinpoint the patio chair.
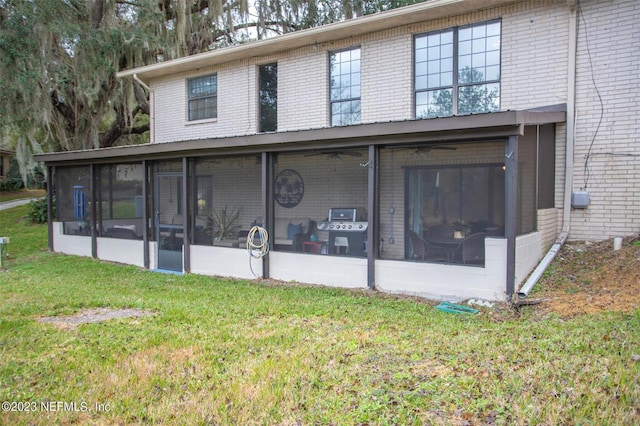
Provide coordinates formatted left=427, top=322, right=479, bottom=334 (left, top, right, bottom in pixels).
left=407, top=230, right=428, bottom=260
left=293, top=220, right=317, bottom=252
left=461, top=232, right=487, bottom=264
left=167, top=214, right=184, bottom=241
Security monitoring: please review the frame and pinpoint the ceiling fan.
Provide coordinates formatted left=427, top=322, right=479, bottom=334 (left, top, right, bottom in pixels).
left=413, top=145, right=457, bottom=153
left=304, top=150, right=363, bottom=160
left=403, top=145, right=458, bottom=157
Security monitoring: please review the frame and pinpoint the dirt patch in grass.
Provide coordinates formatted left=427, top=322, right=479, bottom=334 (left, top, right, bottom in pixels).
left=38, top=307, right=154, bottom=329
left=0, top=189, right=46, bottom=202
left=528, top=236, right=640, bottom=318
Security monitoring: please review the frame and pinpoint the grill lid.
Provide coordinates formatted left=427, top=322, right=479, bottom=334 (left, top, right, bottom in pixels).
left=328, top=208, right=366, bottom=222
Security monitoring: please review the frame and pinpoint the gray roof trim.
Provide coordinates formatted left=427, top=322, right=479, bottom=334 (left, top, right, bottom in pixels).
left=117, top=0, right=517, bottom=83
left=34, top=107, right=566, bottom=165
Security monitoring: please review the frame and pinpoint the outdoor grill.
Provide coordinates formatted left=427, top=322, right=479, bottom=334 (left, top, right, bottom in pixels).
left=317, top=208, right=368, bottom=256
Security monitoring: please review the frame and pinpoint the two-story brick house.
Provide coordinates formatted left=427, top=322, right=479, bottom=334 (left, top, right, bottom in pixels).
left=35, top=0, right=639, bottom=301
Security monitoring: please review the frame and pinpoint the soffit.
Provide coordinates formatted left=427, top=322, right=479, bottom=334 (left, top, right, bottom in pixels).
left=117, top=0, right=517, bottom=82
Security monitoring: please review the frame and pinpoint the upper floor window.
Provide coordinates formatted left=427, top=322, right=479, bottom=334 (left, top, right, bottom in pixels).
left=330, top=47, right=361, bottom=126
left=259, top=63, right=278, bottom=132
left=188, top=74, right=217, bottom=121
left=415, top=21, right=500, bottom=119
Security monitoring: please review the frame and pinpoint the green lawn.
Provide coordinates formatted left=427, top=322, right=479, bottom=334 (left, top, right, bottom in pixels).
left=1, top=205, right=639, bottom=425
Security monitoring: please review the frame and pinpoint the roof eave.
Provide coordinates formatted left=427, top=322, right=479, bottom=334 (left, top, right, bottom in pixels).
left=117, top=0, right=518, bottom=82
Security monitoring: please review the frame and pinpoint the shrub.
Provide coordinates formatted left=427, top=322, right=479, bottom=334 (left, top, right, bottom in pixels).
left=0, top=158, right=45, bottom=191
left=27, top=196, right=54, bottom=224
left=1, top=158, right=25, bottom=190
left=0, top=176, right=24, bottom=191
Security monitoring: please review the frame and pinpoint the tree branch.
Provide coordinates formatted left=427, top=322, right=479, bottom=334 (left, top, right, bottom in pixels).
left=133, top=82, right=150, bottom=115
left=129, top=124, right=150, bottom=135
left=49, top=90, right=76, bottom=134
left=89, top=0, right=105, bottom=28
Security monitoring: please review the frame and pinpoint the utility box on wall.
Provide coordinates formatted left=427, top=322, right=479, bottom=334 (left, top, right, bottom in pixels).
left=572, top=191, right=590, bottom=209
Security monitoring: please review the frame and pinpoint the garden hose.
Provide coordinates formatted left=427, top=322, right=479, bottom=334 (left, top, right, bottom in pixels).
left=247, top=225, right=269, bottom=278
left=434, top=302, right=479, bottom=315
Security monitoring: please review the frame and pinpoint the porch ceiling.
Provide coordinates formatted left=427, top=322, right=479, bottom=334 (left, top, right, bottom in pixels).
left=34, top=107, right=566, bottom=166
left=117, top=0, right=519, bottom=83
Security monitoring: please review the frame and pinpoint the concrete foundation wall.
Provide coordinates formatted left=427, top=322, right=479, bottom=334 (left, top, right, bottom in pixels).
left=376, top=238, right=508, bottom=301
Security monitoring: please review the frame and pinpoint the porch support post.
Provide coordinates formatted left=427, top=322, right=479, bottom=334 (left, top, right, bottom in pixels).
left=90, top=164, right=97, bottom=259
left=505, top=135, right=519, bottom=299
left=46, top=166, right=54, bottom=251
left=261, top=152, right=273, bottom=278
left=142, top=160, right=150, bottom=269
left=367, top=144, right=379, bottom=290
left=182, top=157, right=190, bottom=273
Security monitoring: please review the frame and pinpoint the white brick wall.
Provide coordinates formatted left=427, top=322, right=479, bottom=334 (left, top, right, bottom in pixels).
left=151, top=1, right=577, bottom=144
left=501, top=2, right=570, bottom=110
left=538, top=208, right=559, bottom=250
left=278, top=50, right=328, bottom=131
left=569, top=0, right=640, bottom=241
left=152, top=61, right=259, bottom=143
left=148, top=0, right=640, bottom=241
left=361, top=35, right=413, bottom=123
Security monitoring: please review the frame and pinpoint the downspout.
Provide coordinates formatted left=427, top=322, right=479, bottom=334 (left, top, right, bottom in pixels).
left=518, top=3, right=577, bottom=298
left=133, top=74, right=154, bottom=144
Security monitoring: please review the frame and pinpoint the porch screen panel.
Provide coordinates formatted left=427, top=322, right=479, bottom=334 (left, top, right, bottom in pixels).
left=379, top=142, right=504, bottom=264
left=97, top=163, right=144, bottom=239
left=460, top=166, right=505, bottom=230
left=518, top=127, right=538, bottom=235
left=537, top=124, right=556, bottom=209
left=55, top=166, right=92, bottom=236
left=273, top=149, right=367, bottom=257
left=192, top=155, right=261, bottom=248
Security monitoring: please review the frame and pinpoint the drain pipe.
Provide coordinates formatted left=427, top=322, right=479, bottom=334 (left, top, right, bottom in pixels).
left=519, top=4, right=577, bottom=298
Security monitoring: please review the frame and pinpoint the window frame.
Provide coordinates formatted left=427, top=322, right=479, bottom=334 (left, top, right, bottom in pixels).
left=329, top=46, right=362, bottom=127
left=414, top=20, right=501, bottom=118
left=187, top=74, right=218, bottom=122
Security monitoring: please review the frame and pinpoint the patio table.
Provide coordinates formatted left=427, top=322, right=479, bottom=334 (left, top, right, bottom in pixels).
left=425, top=235, right=464, bottom=262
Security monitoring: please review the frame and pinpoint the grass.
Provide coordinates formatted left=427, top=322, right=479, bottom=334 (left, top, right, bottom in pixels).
left=1, top=206, right=640, bottom=425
